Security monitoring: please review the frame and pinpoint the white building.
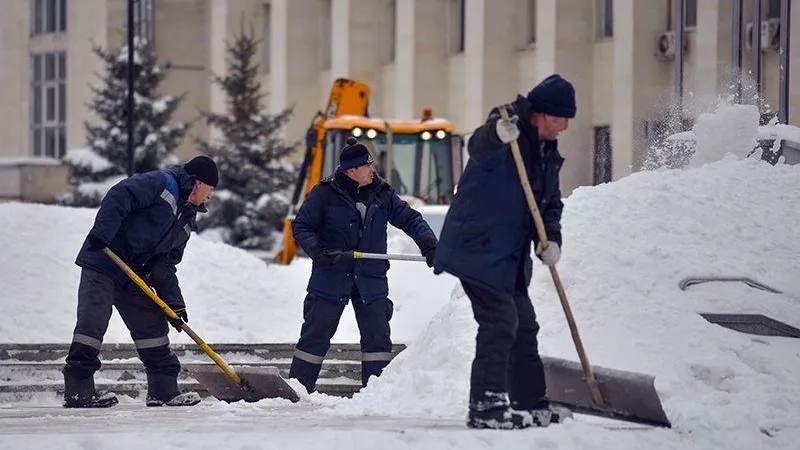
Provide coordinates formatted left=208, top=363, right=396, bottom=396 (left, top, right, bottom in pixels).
left=1, top=0, right=798, bottom=201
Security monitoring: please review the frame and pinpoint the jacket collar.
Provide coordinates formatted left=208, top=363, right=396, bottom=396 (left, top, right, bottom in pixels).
left=164, top=166, right=209, bottom=213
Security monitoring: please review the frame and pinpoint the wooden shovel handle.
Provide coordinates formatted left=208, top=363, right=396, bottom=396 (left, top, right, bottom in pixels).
left=498, top=107, right=605, bottom=406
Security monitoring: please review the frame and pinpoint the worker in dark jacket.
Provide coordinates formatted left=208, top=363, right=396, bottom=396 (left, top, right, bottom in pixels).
left=434, top=74, right=575, bottom=429
left=62, top=155, right=218, bottom=408
left=289, top=139, right=438, bottom=393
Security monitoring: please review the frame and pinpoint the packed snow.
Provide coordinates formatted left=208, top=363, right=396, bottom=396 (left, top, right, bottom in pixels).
left=1, top=108, right=800, bottom=448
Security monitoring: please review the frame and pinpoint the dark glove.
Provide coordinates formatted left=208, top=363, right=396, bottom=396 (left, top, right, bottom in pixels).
left=167, top=307, right=187, bottom=333
left=86, top=234, right=107, bottom=252
left=423, top=246, right=436, bottom=268
left=316, top=249, right=344, bottom=268
left=419, top=235, right=438, bottom=268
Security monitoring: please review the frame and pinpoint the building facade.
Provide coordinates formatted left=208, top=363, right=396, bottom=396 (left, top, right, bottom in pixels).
left=1, top=0, right=798, bottom=198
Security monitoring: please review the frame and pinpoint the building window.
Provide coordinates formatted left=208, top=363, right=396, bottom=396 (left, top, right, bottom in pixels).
left=596, top=0, right=613, bottom=38
left=767, top=0, right=782, bottom=19
left=448, top=0, right=465, bottom=54
left=527, top=0, right=537, bottom=44
left=31, top=52, right=67, bottom=158
left=593, top=126, right=612, bottom=185
left=684, top=0, right=697, bottom=28
left=31, top=0, right=67, bottom=35
left=133, top=0, right=155, bottom=46
left=321, top=0, right=332, bottom=69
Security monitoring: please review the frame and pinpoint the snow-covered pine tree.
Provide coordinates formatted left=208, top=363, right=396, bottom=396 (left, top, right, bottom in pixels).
left=197, top=27, right=298, bottom=250
left=60, top=37, right=188, bottom=207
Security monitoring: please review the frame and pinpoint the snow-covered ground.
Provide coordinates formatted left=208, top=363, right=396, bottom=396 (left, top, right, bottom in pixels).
left=2, top=105, right=800, bottom=448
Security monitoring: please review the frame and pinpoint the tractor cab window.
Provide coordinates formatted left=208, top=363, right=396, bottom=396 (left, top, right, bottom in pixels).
left=368, top=132, right=456, bottom=205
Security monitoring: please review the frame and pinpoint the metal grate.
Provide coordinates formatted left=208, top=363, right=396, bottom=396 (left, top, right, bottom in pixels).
left=700, top=313, right=800, bottom=338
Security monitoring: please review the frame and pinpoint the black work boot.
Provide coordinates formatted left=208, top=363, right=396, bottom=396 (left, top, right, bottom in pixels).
left=62, top=371, right=118, bottom=408
left=145, top=372, right=201, bottom=407
left=466, top=391, right=533, bottom=430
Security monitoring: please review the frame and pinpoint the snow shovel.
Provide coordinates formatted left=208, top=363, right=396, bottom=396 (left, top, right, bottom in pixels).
left=498, top=107, right=670, bottom=428
left=103, top=248, right=300, bottom=403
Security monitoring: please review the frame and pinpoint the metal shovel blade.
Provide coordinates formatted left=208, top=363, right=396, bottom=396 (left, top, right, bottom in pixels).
left=186, top=364, right=300, bottom=403
left=542, top=356, right=671, bottom=428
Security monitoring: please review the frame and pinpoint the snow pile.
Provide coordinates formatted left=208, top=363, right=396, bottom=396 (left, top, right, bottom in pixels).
left=334, top=157, right=800, bottom=448
left=0, top=202, right=456, bottom=344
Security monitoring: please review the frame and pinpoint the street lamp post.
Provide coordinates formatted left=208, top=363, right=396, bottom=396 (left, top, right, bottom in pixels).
left=126, top=0, right=135, bottom=177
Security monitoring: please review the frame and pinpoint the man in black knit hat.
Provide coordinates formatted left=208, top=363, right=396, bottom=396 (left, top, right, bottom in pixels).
left=434, top=74, right=576, bottom=429
left=62, top=155, right=218, bottom=408
left=289, top=138, right=438, bottom=393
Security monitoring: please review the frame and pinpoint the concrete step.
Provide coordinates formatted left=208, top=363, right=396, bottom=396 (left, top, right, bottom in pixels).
left=0, top=343, right=405, bottom=402
left=0, top=361, right=361, bottom=383
left=0, top=343, right=406, bottom=363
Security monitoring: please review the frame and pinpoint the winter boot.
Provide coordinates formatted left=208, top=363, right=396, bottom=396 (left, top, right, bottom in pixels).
left=466, top=391, right=533, bottom=430
left=145, top=372, right=201, bottom=407
left=62, top=371, right=118, bottom=408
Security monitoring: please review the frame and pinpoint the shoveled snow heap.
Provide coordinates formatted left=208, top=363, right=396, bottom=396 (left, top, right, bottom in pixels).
left=330, top=156, right=800, bottom=449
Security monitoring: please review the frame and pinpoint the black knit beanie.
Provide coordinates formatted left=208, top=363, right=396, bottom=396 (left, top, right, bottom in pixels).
left=526, top=74, right=577, bottom=118
left=184, top=155, right=219, bottom=188
left=337, top=139, right=373, bottom=172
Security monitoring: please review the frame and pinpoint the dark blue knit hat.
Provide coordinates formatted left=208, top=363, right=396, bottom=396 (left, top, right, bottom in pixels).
left=337, top=140, right=373, bottom=172
left=526, top=74, right=577, bottom=118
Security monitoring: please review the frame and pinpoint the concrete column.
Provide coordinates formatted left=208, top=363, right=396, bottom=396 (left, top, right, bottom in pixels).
left=613, top=0, right=671, bottom=178
left=536, top=0, right=593, bottom=194
left=404, top=0, right=446, bottom=123
left=395, top=0, right=415, bottom=120
left=67, top=1, right=109, bottom=151
left=282, top=1, right=327, bottom=141
left=0, top=1, right=30, bottom=156
left=207, top=0, right=228, bottom=142
left=330, top=0, right=350, bottom=80
left=463, top=0, right=486, bottom=129
left=692, top=0, right=733, bottom=113
left=482, top=0, right=519, bottom=110
left=270, top=0, right=289, bottom=115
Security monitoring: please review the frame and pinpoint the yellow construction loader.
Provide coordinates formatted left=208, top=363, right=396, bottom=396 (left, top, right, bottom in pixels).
left=273, top=78, right=464, bottom=265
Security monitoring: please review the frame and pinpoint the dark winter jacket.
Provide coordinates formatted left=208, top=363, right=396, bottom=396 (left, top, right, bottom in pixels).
left=75, top=166, right=204, bottom=308
left=433, top=102, right=564, bottom=297
left=293, top=171, right=438, bottom=304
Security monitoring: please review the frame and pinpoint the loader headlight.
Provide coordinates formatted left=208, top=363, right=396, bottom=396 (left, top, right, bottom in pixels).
left=435, top=130, right=447, bottom=139
left=352, top=127, right=363, bottom=137
left=421, top=131, right=432, bottom=141
left=366, top=128, right=378, bottom=139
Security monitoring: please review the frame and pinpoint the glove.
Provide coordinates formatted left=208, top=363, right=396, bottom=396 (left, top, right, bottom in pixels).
left=495, top=114, right=520, bottom=144
left=423, top=246, right=436, bottom=268
left=167, top=307, right=188, bottom=333
left=86, top=234, right=107, bottom=252
left=316, top=249, right=344, bottom=267
left=535, top=242, right=561, bottom=266
left=419, top=234, right=438, bottom=268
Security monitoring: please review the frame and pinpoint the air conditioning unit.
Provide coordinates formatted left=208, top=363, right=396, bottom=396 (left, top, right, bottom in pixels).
left=655, top=31, right=688, bottom=59
left=745, top=19, right=780, bottom=52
